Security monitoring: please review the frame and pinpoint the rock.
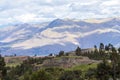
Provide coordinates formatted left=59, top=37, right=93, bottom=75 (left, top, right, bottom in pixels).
left=42, top=56, right=99, bottom=68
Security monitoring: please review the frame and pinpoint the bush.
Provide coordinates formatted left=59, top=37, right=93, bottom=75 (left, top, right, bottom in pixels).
left=59, top=70, right=83, bottom=80
left=30, top=69, right=52, bottom=80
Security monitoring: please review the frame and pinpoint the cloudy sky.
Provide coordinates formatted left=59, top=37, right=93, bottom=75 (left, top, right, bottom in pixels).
left=0, top=0, right=120, bottom=27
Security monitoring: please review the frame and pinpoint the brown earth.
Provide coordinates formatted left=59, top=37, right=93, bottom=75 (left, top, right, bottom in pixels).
left=42, top=56, right=100, bottom=68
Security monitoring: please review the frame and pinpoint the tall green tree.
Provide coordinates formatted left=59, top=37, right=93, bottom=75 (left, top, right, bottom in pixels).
left=108, top=43, right=113, bottom=51
left=110, top=49, right=119, bottom=80
left=99, top=43, right=105, bottom=54
left=75, top=46, right=81, bottom=56
left=58, top=51, right=64, bottom=57
left=0, top=54, right=6, bottom=80
left=96, top=59, right=111, bottom=80
left=94, top=45, right=98, bottom=54
left=105, top=45, right=109, bottom=51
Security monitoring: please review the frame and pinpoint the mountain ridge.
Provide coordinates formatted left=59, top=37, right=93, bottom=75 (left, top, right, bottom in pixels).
left=0, top=18, right=120, bottom=56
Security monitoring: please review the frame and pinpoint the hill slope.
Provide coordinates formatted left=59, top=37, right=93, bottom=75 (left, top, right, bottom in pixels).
left=0, top=18, right=120, bottom=55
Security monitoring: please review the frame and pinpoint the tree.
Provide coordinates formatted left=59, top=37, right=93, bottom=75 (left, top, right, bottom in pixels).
left=118, top=47, right=120, bottom=54
left=34, top=54, right=37, bottom=57
left=110, top=51, right=119, bottom=80
left=96, top=59, right=111, bottom=80
left=75, top=46, right=81, bottom=56
left=99, top=43, right=105, bottom=54
left=0, top=54, right=6, bottom=80
left=94, top=45, right=98, bottom=54
left=45, top=67, right=64, bottom=80
left=105, top=45, right=109, bottom=51
left=49, top=53, right=53, bottom=56
left=85, top=68, right=97, bottom=80
left=22, top=73, right=30, bottom=80
left=14, top=54, right=16, bottom=56
left=58, top=51, right=64, bottom=57
left=59, top=70, right=83, bottom=80
left=30, top=69, right=52, bottom=80
left=108, top=43, right=113, bottom=51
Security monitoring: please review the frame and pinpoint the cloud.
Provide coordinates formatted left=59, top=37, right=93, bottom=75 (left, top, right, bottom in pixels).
left=14, top=13, right=37, bottom=23
left=0, top=0, right=120, bottom=26
left=101, top=0, right=120, bottom=6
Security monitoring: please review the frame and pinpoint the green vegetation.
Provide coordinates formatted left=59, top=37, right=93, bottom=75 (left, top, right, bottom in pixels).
left=1, top=43, right=120, bottom=80
left=75, top=46, right=82, bottom=56
left=0, top=55, right=7, bottom=80
left=59, top=70, right=83, bottom=80
left=68, top=63, right=98, bottom=71
left=6, top=63, right=20, bottom=67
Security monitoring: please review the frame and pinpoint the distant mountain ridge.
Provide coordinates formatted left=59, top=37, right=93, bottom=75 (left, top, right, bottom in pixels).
left=0, top=18, right=120, bottom=56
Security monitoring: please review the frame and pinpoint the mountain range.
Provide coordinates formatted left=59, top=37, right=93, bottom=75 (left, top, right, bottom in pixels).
left=0, top=18, right=120, bottom=56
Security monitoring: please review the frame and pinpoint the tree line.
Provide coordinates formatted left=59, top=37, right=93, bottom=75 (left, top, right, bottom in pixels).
left=0, top=43, right=120, bottom=80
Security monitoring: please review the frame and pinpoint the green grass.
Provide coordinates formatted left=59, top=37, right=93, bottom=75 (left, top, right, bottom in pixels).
left=66, top=63, right=98, bottom=71
left=65, top=63, right=98, bottom=77
left=6, top=63, right=21, bottom=67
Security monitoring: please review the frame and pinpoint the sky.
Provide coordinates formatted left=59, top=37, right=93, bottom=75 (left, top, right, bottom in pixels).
left=0, top=0, right=120, bottom=27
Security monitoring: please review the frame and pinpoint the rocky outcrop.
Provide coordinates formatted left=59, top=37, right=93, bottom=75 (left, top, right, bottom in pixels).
left=4, top=56, right=29, bottom=64
left=42, top=56, right=99, bottom=68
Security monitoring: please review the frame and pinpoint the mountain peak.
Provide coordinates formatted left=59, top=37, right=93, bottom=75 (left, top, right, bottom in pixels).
left=48, top=18, right=75, bottom=28
left=1, top=17, right=120, bottom=56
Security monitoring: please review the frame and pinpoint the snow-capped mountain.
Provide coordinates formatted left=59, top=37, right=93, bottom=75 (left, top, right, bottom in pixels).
left=0, top=18, right=120, bottom=56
